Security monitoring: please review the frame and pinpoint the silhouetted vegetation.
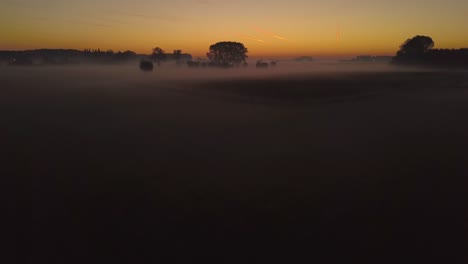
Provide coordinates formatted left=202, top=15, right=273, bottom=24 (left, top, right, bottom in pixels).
left=207, top=41, right=248, bottom=67
left=397, top=36, right=434, bottom=58
left=173, top=50, right=182, bottom=60
left=186, top=60, right=220, bottom=68
left=0, top=49, right=139, bottom=66
left=294, top=56, right=314, bottom=62
left=256, top=60, right=269, bottom=68
left=186, top=60, right=200, bottom=68
left=340, top=55, right=392, bottom=63
left=149, top=47, right=192, bottom=66
left=151, top=47, right=166, bottom=66
left=186, top=61, right=208, bottom=68
left=139, top=60, right=154, bottom=71
left=392, top=35, right=468, bottom=68
left=254, top=60, right=278, bottom=68
left=171, top=50, right=192, bottom=64
left=0, top=48, right=193, bottom=68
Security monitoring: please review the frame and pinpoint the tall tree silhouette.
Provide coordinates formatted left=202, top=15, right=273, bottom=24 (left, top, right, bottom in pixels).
left=151, top=47, right=166, bottom=65
left=173, top=50, right=182, bottom=65
left=207, top=41, right=248, bottom=67
left=173, top=50, right=182, bottom=60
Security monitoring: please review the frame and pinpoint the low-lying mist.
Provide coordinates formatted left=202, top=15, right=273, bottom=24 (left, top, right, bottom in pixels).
left=4, top=55, right=468, bottom=264
left=1, top=59, right=443, bottom=93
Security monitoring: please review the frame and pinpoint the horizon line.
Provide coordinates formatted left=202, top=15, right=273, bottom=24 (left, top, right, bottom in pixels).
left=0, top=47, right=398, bottom=58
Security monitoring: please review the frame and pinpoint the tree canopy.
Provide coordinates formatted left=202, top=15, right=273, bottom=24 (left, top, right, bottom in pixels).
left=151, top=47, right=166, bottom=64
left=397, top=35, right=434, bottom=58
left=173, top=50, right=182, bottom=59
left=206, top=41, right=248, bottom=67
left=392, top=35, right=468, bottom=68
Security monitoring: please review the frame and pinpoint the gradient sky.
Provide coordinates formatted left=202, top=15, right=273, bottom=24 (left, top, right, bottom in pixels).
left=1, top=0, right=467, bottom=57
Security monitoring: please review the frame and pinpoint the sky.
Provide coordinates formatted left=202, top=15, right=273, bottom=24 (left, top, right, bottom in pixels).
left=1, top=0, right=467, bottom=57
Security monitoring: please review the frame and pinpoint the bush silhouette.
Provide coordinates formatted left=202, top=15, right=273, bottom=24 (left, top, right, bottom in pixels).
left=139, top=60, right=154, bottom=71
left=256, top=60, right=268, bottom=68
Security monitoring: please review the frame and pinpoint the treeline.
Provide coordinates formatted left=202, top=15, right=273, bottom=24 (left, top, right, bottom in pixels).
left=140, top=42, right=246, bottom=70
left=140, top=42, right=247, bottom=71
left=148, top=48, right=192, bottom=65
left=0, top=49, right=142, bottom=66
left=340, top=55, right=392, bottom=63
left=392, top=36, right=468, bottom=68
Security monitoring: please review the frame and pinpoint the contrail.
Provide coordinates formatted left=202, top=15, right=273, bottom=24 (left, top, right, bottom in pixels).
left=237, top=33, right=266, bottom=44
left=252, top=26, right=290, bottom=41
left=273, top=35, right=288, bottom=41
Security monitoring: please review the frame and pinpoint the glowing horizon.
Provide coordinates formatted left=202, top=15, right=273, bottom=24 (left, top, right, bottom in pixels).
left=1, top=0, right=467, bottom=58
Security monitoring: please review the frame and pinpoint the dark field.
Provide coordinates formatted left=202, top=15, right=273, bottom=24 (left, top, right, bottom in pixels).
left=3, top=65, right=468, bottom=263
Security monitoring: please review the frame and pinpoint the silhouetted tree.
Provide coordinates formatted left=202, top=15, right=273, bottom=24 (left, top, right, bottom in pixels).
left=398, top=35, right=434, bottom=57
left=207, top=41, right=248, bottom=67
left=392, top=36, right=468, bottom=68
left=151, top=47, right=166, bottom=65
left=173, top=50, right=182, bottom=60
left=173, top=50, right=182, bottom=65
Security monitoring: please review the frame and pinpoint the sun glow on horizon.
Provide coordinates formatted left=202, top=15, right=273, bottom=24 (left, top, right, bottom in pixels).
left=1, top=0, right=467, bottom=57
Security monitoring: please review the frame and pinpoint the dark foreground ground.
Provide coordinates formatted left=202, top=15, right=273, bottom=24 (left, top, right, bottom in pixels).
left=3, top=66, right=468, bottom=263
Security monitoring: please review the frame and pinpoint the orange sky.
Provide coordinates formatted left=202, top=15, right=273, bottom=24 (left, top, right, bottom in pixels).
left=1, top=0, right=467, bottom=57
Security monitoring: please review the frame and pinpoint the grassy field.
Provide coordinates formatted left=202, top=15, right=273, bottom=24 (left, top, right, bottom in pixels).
left=3, top=65, right=468, bottom=263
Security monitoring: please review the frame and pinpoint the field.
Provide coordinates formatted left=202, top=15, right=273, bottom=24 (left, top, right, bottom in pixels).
left=3, top=64, right=468, bottom=263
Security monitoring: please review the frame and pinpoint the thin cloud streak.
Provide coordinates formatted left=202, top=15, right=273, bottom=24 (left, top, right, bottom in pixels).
left=236, top=33, right=267, bottom=44
left=252, top=26, right=292, bottom=42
